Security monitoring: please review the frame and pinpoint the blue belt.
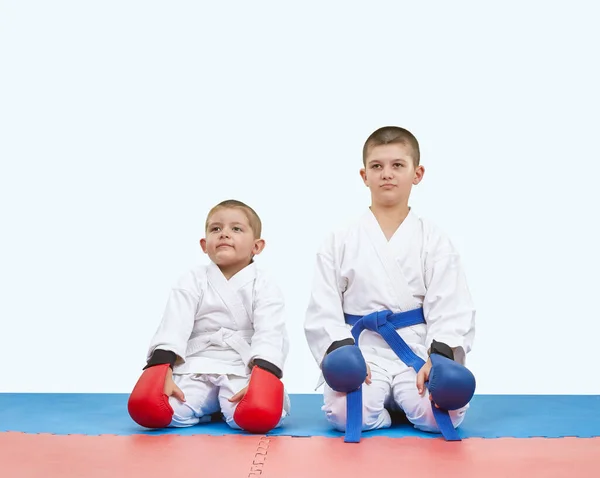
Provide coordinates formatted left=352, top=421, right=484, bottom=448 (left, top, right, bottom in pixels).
left=343, top=308, right=460, bottom=442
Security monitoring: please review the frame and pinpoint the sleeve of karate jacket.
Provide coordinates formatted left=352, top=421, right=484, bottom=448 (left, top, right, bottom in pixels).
left=248, top=272, right=289, bottom=375
left=146, top=268, right=202, bottom=366
left=422, top=233, right=476, bottom=365
left=304, top=235, right=354, bottom=366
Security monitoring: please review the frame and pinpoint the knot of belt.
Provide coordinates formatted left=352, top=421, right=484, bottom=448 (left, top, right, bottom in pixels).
left=361, top=310, right=393, bottom=332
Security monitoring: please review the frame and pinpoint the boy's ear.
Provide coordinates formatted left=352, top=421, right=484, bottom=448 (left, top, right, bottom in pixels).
left=359, top=168, right=368, bottom=185
left=413, top=165, right=425, bottom=185
left=200, top=238, right=208, bottom=253
left=253, top=239, right=266, bottom=255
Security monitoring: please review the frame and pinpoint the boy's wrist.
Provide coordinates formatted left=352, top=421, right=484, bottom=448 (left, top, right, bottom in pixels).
left=144, top=349, right=177, bottom=370
left=428, top=340, right=454, bottom=361
left=253, top=359, right=283, bottom=379
left=326, top=338, right=355, bottom=355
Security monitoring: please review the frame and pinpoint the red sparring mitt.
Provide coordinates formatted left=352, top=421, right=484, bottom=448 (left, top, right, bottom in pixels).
left=127, top=363, right=173, bottom=428
left=233, top=365, right=284, bottom=434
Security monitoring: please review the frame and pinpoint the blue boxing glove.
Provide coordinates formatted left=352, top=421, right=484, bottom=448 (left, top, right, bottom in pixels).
left=428, top=353, right=476, bottom=410
left=321, top=341, right=367, bottom=393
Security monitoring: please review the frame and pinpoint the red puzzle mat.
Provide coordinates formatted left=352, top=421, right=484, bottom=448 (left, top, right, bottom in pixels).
left=1, top=433, right=598, bottom=478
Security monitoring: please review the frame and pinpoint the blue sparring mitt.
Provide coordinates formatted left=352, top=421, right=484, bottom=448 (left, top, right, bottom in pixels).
left=428, top=353, right=476, bottom=410
left=321, top=345, right=367, bottom=393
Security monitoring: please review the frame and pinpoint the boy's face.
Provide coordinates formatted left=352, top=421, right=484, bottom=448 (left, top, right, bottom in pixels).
left=360, top=143, right=424, bottom=207
left=200, top=208, right=264, bottom=275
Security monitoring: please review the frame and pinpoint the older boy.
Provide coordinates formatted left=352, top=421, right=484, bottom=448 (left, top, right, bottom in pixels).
left=128, top=200, right=290, bottom=434
left=304, top=127, right=476, bottom=442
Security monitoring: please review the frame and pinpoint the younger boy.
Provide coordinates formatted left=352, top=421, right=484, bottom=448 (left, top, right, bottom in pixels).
left=128, top=199, right=290, bottom=434
left=304, top=127, right=476, bottom=441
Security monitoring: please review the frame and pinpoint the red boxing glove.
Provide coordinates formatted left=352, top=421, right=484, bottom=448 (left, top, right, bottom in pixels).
left=233, top=366, right=284, bottom=434
left=127, top=363, right=173, bottom=429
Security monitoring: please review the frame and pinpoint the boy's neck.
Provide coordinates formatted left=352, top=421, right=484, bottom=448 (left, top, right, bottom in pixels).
left=370, top=202, right=410, bottom=222
left=217, top=259, right=253, bottom=280
left=369, top=203, right=410, bottom=240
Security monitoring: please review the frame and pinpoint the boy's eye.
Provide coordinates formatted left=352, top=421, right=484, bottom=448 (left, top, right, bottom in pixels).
left=211, top=226, right=221, bottom=232
left=233, top=226, right=242, bottom=232
left=394, top=163, right=403, bottom=168
left=371, top=164, right=381, bottom=169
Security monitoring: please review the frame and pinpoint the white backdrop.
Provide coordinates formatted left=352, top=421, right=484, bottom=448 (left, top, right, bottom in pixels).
left=1, top=1, right=599, bottom=394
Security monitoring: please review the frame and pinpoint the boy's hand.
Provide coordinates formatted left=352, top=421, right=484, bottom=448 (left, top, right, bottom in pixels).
left=416, top=358, right=432, bottom=395
left=229, top=386, right=248, bottom=403
left=416, top=358, right=439, bottom=408
left=163, top=368, right=185, bottom=402
left=365, top=363, right=372, bottom=385
left=232, top=367, right=284, bottom=433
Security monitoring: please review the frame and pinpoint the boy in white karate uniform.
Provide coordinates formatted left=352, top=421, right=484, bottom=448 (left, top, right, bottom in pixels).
left=304, top=127, right=476, bottom=435
left=128, top=200, right=290, bottom=433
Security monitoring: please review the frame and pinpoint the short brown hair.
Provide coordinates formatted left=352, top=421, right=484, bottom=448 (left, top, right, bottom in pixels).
left=362, top=126, right=420, bottom=167
left=205, top=199, right=262, bottom=238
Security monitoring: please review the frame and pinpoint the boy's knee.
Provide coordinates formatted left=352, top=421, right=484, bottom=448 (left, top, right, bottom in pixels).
left=168, top=396, right=213, bottom=427
left=323, top=391, right=389, bottom=431
left=168, top=397, right=193, bottom=426
left=323, top=393, right=347, bottom=430
left=226, top=413, right=288, bottom=431
left=409, top=399, right=468, bottom=433
left=222, top=398, right=289, bottom=431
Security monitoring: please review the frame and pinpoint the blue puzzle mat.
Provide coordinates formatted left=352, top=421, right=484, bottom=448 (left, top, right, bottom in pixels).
left=1, top=394, right=599, bottom=438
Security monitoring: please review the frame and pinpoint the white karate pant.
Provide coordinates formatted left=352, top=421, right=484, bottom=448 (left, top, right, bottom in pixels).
left=322, top=353, right=468, bottom=434
left=168, top=373, right=290, bottom=429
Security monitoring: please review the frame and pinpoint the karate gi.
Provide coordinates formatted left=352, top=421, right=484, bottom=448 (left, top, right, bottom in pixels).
left=147, top=261, right=290, bottom=428
left=304, top=209, right=475, bottom=433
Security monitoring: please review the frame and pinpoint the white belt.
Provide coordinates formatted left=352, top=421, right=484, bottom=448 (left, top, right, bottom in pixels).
left=186, top=328, right=253, bottom=367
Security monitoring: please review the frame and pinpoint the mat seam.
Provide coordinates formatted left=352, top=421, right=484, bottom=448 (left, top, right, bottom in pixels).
left=247, top=436, right=270, bottom=477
